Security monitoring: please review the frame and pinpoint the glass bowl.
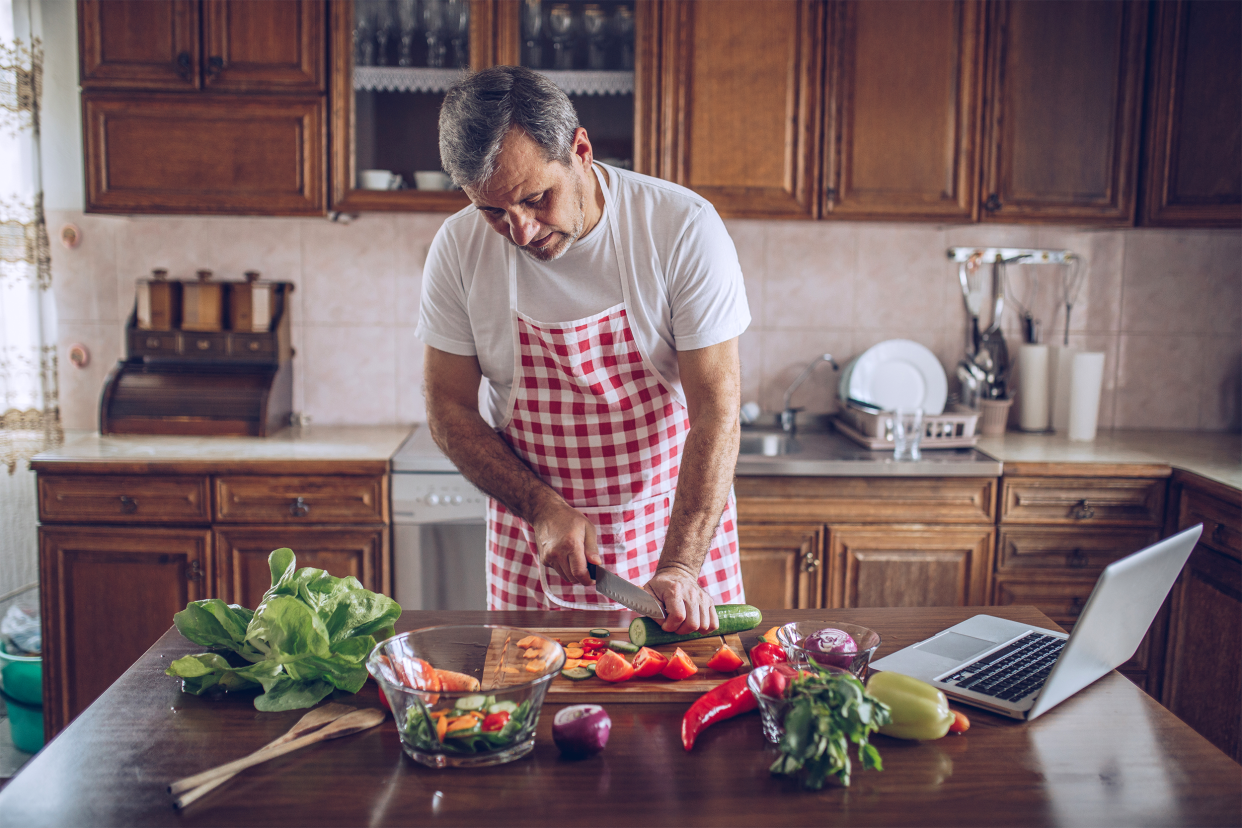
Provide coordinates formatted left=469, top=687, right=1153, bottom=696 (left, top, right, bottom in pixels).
left=367, top=625, right=566, bottom=768
left=747, top=664, right=796, bottom=743
left=775, top=621, right=881, bottom=681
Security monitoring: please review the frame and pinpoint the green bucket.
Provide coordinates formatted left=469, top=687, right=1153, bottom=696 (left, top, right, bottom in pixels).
left=0, top=643, right=43, bottom=754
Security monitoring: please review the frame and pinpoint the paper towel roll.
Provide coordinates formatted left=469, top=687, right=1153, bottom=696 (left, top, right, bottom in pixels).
left=1048, top=345, right=1080, bottom=433
left=1068, top=351, right=1106, bottom=442
left=1018, top=344, right=1050, bottom=431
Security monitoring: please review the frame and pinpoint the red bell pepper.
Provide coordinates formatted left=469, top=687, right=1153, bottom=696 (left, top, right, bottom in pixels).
left=680, top=674, right=758, bottom=750
left=749, top=641, right=787, bottom=667
left=482, top=710, right=510, bottom=731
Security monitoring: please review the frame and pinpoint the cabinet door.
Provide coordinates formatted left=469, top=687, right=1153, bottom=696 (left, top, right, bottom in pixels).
left=83, top=94, right=326, bottom=215
left=658, top=0, right=823, bottom=218
left=827, top=525, right=993, bottom=608
left=822, top=0, right=983, bottom=221
left=1161, top=542, right=1241, bottom=762
left=202, top=0, right=325, bottom=92
left=39, top=526, right=212, bottom=736
left=979, top=0, right=1147, bottom=224
left=79, top=0, right=200, bottom=90
left=737, top=523, right=825, bottom=610
left=214, top=526, right=388, bottom=609
left=1141, top=0, right=1242, bottom=227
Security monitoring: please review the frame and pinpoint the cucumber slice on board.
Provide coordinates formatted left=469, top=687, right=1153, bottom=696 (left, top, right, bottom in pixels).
left=607, top=640, right=639, bottom=654
left=627, top=605, right=763, bottom=648
left=560, top=667, right=594, bottom=681
left=588, top=629, right=611, bottom=638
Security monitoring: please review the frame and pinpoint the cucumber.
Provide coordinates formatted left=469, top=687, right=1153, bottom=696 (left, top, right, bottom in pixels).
left=608, top=639, right=639, bottom=654
left=456, top=694, right=488, bottom=711
left=488, top=700, right=519, bottom=715
left=628, top=604, right=763, bottom=648
left=560, top=667, right=594, bottom=681
left=588, top=628, right=611, bottom=638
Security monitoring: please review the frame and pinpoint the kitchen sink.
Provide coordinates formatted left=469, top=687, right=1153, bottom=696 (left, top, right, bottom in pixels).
left=738, top=432, right=800, bottom=456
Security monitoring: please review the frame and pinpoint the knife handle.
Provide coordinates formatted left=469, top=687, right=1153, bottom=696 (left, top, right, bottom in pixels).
left=586, top=563, right=597, bottom=580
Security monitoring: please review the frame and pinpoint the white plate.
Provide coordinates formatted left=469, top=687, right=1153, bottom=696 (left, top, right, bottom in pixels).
left=846, top=340, right=947, bottom=415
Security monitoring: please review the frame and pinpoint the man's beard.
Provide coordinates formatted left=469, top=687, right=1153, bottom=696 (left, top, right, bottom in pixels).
left=519, top=173, right=585, bottom=263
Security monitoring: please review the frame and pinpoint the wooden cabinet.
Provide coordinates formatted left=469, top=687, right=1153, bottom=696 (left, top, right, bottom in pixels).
left=1141, top=0, right=1242, bottom=227
left=736, top=522, right=824, bottom=610
left=821, top=0, right=984, bottom=222
left=827, top=525, right=993, bottom=608
left=978, top=0, right=1147, bottom=225
left=33, top=460, right=391, bottom=737
left=1161, top=471, right=1242, bottom=763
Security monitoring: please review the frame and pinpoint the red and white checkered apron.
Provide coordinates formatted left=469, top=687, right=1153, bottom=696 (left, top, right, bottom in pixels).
left=485, top=167, right=744, bottom=611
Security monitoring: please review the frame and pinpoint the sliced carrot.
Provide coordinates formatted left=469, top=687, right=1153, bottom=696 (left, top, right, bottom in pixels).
left=525, top=659, right=546, bottom=672
left=436, top=714, right=449, bottom=742
left=446, top=716, right=478, bottom=733
left=516, top=635, right=539, bottom=648
left=565, top=647, right=584, bottom=658
left=429, top=708, right=451, bottom=719
left=523, top=648, right=544, bottom=659
left=502, top=666, right=520, bottom=674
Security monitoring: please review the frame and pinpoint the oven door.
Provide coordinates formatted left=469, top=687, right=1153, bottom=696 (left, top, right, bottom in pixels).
left=392, top=471, right=488, bottom=611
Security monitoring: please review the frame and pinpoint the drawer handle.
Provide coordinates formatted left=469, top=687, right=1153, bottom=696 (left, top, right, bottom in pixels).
left=119, top=495, right=138, bottom=514
left=1071, top=499, right=1095, bottom=520
left=289, top=497, right=310, bottom=518
left=187, top=560, right=204, bottom=582
left=1067, top=548, right=1088, bottom=569
left=248, top=340, right=261, bottom=351
left=176, top=51, right=192, bottom=80
left=801, top=550, right=819, bottom=573
left=196, top=339, right=211, bottom=351
left=146, top=337, right=161, bottom=348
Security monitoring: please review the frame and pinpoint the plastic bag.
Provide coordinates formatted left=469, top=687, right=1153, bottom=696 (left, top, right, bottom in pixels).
left=1, top=600, right=41, bottom=655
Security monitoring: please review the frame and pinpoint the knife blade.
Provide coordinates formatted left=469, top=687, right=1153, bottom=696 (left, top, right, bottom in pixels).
left=587, top=563, right=666, bottom=621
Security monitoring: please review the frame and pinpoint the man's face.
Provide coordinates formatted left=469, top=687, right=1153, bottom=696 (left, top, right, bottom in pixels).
left=464, top=128, right=591, bottom=263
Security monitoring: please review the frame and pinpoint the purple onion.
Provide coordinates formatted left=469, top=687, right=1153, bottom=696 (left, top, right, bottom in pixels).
left=552, top=704, right=611, bottom=758
left=799, top=628, right=859, bottom=670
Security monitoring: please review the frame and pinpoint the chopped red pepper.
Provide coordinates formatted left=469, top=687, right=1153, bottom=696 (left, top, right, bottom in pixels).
left=681, top=674, right=757, bottom=750
left=749, top=641, right=787, bottom=668
left=580, top=637, right=606, bottom=651
left=578, top=651, right=602, bottom=662
left=482, top=711, right=510, bottom=732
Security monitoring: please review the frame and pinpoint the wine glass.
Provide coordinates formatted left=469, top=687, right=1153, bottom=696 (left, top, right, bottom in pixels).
left=611, top=5, right=634, bottom=70
left=397, top=0, right=420, bottom=67
left=521, top=0, right=543, bottom=68
left=354, top=2, right=375, bottom=66
left=422, top=0, right=447, bottom=68
left=548, top=3, right=575, bottom=70
left=445, top=0, right=470, bottom=69
left=373, top=0, right=396, bottom=66
left=583, top=4, right=608, bottom=70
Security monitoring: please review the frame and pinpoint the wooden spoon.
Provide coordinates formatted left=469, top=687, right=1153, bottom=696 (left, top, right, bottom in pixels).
left=169, top=707, right=386, bottom=807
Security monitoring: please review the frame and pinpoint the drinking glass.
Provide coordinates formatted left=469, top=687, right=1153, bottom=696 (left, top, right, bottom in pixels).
left=892, top=407, right=924, bottom=462
left=422, top=0, right=447, bottom=67
left=373, top=0, right=395, bottom=66
left=611, top=5, right=635, bottom=70
left=397, top=0, right=420, bottom=67
left=354, top=2, right=375, bottom=66
left=583, top=4, right=609, bottom=70
left=445, top=0, right=470, bottom=68
left=548, top=4, right=575, bottom=69
left=521, top=0, right=543, bottom=68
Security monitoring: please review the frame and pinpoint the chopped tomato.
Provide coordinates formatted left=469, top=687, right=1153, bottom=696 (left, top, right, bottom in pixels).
left=580, top=637, right=606, bottom=651
left=706, top=644, right=744, bottom=673
left=482, top=711, right=511, bottom=732
left=595, top=649, right=636, bottom=682
left=660, top=648, right=697, bottom=681
left=632, top=647, right=669, bottom=678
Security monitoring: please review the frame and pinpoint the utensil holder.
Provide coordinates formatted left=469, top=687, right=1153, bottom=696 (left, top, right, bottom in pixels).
left=978, top=398, right=1013, bottom=437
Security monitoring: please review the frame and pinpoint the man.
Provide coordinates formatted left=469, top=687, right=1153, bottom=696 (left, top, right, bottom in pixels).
left=417, top=66, right=749, bottom=635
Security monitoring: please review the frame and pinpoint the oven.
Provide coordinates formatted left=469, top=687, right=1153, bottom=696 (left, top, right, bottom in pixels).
left=391, top=428, right=488, bottom=611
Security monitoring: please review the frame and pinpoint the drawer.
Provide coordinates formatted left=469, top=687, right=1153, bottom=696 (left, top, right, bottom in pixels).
left=128, top=329, right=179, bottom=358
left=736, top=477, right=996, bottom=524
left=997, top=526, right=1161, bottom=574
left=215, top=475, right=386, bottom=523
left=39, top=474, right=211, bottom=523
left=181, top=332, right=228, bottom=358
left=1181, top=486, right=1241, bottom=561
left=1001, top=477, right=1166, bottom=525
left=992, top=576, right=1149, bottom=672
left=228, top=333, right=277, bottom=360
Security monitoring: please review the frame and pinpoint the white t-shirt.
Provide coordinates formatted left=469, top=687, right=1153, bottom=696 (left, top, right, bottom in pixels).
left=415, top=164, right=751, bottom=426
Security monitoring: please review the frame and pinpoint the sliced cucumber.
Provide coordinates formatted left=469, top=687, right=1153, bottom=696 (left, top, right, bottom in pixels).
left=560, top=667, right=594, bottom=681
left=588, top=628, right=611, bottom=638
left=586, top=662, right=597, bottom=674
left=455, top=694, right=488, bottom=711
left=608, top=639, right=639, bottom=654
left=488, top=700, right=519, bottom=715
left=628, top=604, right=763, bottom=648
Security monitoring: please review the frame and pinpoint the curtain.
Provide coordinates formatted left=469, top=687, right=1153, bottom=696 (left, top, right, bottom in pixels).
left=0, top=0, right=59, bottom=475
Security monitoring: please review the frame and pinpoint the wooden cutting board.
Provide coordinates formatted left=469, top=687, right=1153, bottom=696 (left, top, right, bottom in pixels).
left=482, top=627, right=751, bottom=703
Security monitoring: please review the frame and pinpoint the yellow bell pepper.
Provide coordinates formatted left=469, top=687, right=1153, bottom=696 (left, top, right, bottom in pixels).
left=865, top=671, right=954, bottom=741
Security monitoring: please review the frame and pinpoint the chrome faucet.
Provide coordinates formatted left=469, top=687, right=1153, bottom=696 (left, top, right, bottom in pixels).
left=781, top=354, right=839, bottom=433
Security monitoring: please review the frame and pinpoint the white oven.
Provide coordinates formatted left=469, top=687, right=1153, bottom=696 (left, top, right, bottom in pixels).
left=391, top=428, right=488, bottom=611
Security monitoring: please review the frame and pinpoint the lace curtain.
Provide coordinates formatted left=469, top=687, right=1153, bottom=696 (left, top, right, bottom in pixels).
left=0, top=0, right=60, bottom=475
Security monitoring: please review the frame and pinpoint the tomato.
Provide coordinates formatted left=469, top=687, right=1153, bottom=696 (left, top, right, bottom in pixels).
left=580, top=637, right=606, bottom=651
left=706, top=644, right=744, bottom=673
left=949, top=710, right=970, bottom=733
left=632, top=647, right=669, bottom=678
left=482, top=711, right=511, bottom=732
left=760, top=669, right=788, bottom=699
left=660, top=648, right=697, bottom=681
left=749, top=641, right=787, bottom=668
left=595, top=649, right=635, bottom=682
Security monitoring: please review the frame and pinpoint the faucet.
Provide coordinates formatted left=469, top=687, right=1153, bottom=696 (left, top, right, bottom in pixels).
left=781, top=354, right=839, bottom=433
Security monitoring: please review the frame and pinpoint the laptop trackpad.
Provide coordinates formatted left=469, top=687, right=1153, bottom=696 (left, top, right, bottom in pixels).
left=916, top=632, right=995, bottom=661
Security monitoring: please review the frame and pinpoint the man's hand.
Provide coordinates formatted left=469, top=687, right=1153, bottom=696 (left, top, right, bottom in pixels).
left=531, top=500, right=601, bottom=586
left=645, top=563, right=719, bottom=635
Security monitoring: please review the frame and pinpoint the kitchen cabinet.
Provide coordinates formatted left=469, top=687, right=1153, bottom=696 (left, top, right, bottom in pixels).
left=1140, top=0, right=1242, bottom=228
left=827, top=524, right=993, bottom=608
left=1161, top=471, right=1242, bottom=763
left=736, top=522, right=825, bottom=610
left=978, top=0, right=1147, bottom=225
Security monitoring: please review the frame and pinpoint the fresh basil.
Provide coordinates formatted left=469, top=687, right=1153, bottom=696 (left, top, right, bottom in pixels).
left=166, top=548, right=400, bottom=712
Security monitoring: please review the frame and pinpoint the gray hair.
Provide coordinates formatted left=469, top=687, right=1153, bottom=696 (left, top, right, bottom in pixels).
left=438, top=66, right=579, bottom=190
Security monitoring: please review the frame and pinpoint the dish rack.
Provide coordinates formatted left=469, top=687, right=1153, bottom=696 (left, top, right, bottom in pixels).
left=834, top=404, right=980, bottom=450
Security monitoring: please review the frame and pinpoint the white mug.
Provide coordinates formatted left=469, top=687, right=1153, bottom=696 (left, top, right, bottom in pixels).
left=414, top=171, right=452, bottom=191
left=360, top=169, right=400, bottom=190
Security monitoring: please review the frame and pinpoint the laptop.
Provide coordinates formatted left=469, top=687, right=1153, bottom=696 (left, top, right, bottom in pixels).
left=868, top=524, right=1201, bottom=721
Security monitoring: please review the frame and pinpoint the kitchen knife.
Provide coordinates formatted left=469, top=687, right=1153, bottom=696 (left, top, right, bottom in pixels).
left=587, top=563, right=667, bottom=621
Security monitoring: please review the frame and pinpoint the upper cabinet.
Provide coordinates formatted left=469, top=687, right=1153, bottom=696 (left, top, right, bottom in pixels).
left=1140, top=0, right=1242, bottom=227
left=978, top=0, right=1147, bottom=225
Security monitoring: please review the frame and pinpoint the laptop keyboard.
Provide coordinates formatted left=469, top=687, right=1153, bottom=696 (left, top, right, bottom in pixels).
left=942, top=632, right=1066, bottom=703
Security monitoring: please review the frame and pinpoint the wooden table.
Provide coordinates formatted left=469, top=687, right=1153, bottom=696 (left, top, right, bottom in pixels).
left=2, top=608, right=1239, bottom=827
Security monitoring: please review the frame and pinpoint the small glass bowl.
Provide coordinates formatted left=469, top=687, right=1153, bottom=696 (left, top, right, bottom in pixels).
left=747, top=664, right=794, bottom=743
left=367, top=625, right=565, bottom=768
left=775, top=621, right=881, bottom=681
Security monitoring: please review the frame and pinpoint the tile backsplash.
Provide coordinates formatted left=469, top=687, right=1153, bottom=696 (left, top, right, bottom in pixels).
left=47, top=209, right=1241, bottom=433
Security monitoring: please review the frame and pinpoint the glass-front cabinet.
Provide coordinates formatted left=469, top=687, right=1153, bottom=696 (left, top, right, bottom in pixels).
left=330, top=0, right=646, bottom=213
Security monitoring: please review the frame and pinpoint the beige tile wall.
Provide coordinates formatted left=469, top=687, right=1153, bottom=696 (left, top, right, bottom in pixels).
left=46, top=209, right=1241, bottom=433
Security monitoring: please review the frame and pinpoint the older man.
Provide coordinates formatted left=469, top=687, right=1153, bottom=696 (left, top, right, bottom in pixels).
left=416, top=66, right=749, bottom=634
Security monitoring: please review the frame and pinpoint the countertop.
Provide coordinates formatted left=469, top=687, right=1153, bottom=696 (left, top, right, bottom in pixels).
left=2, top=607, right=1238, bottom=828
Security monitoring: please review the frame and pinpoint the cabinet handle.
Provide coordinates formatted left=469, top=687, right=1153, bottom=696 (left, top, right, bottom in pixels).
left=206, top=56, right=224, bottom=78
left=119, top=495, right=138, bottom=514
left=289, top=496, right=310, bottom=518
left=824, top=187, right=838, bottom=201
left=1070, top=499, right=1095, bottom=520
left=1067, top=548, right=1088, bottom=568
left=800, top=550, right=819, bottom=572
left=187, top=560, right=204, bottom=582
left=196, top=339, right=211, bottom=351
left=145, top=337, right=161, bottom=348
left=1211, top=523, right=1227, bottom=546
left=984, top=193, right=1002, bottom=212
left=1069, top=596, right=1084, bottom=614
left=176, top=52, right=192, bottom=80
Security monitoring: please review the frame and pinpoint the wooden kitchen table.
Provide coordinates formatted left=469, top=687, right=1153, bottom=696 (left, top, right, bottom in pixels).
left=2, top=608, right=1239, bottom=827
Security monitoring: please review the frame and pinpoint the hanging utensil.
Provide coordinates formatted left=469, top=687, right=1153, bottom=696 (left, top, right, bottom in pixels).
left=972, top=255, right=1010, bottom=399
left=1060, top=254, right=1085, bottom=345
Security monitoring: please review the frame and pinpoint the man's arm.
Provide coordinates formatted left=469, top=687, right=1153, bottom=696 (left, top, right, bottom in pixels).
left=644, top=338, right=741, bottom=635
left=423, top=345, right=601, bottom=585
